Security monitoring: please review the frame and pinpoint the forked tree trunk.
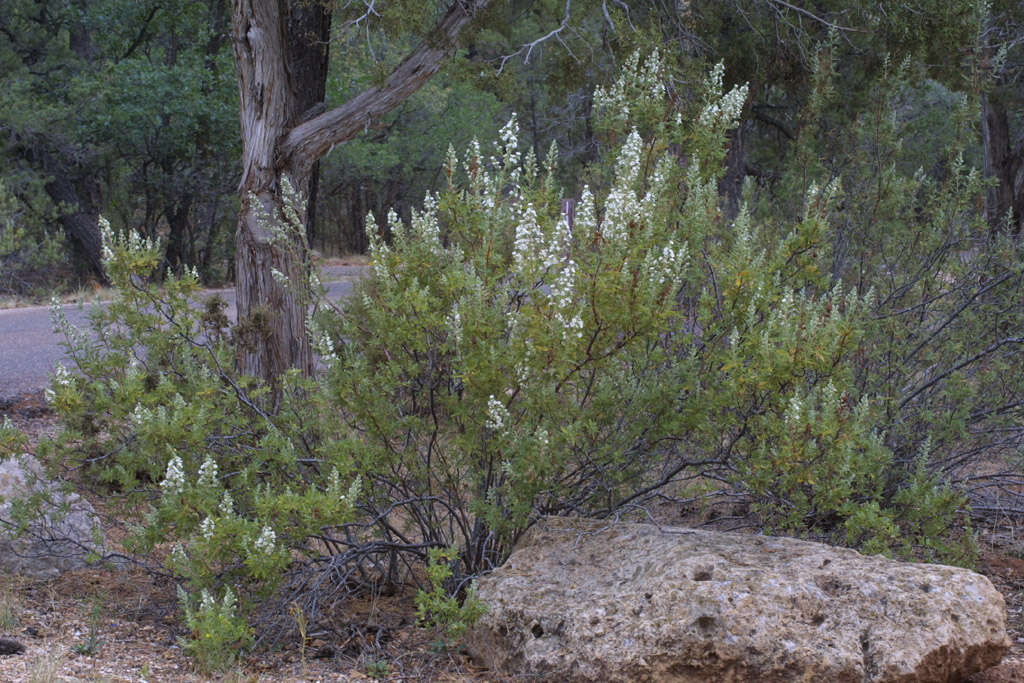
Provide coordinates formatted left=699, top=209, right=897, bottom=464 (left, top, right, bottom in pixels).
left=231, top=0, right=492, bottom=390
left=232, top=0, right=328, bottom=383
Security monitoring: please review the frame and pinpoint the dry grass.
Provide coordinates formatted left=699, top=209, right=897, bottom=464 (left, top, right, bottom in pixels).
left=0, top=563, right=490, bottom=682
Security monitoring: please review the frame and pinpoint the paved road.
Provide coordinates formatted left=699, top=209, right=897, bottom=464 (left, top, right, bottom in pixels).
left=0, top=266, right=365, bottom=405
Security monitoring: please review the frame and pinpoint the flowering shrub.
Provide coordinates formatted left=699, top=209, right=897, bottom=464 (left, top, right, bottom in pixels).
left=314, top=50, right=966, bottom=579
left=33, top=217, right=360, bottom=669
left=321, top=93, right=702, bottom=571
left=2, top=50, right=985, bottom=671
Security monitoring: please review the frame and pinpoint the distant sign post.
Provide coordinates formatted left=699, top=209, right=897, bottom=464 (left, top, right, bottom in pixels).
left=562, top=198, right=576, bottom=231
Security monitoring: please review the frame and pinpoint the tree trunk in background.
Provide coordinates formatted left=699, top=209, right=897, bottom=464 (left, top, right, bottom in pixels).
left=981, top=94, right=1024, bottom=235
left=47, top=172, right=106, bottom=283
left=232, top=0, right=492, bottom=389
left=720, top=119, right=749, bottom=221
left=20, top=142, right=107, bottom=284
left=285, top=0, right=331, bottom=247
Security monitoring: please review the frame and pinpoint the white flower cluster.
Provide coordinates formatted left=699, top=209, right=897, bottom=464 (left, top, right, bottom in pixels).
left=43, top=362, right=72, bottom=405
left=551, top=259, right=584, bottom=339
left=98, top=215, right=161, bottom=266
left=170, top=543, right=188, bottom=568
left=511, top=197, right=583, bottom=337
left=593, top=50, right=667, bottom=125
left=197, top=454, right=218, bottom=488
left=639, top=49, right=667, bottom=101
left=515, top=360, right=530, bottom=384
left=279, top=176, right=304, bottom=234
left=307, top=315, right=337, bottom=365
left=410, top=193, right=442, bottom=249
left=602, top=130, right=646, bottom=242
left=516, top=201, right=565, bottom=270
left=199, top=588, right=216, bottom=614
left=643, top=242, right=689, bottom=290
left=576, top=187, right=596, bottom=235
left=195, top=586, right=237, bottom=618
left=308, top=268, right=322, bottom=294
left=254, top=525, right=276, bottom=555
left=465, top=138, right=484, bottom=185
left=200, top=516, right=215, bottom=540
left=365, top=212, right=392, bottom=280
left=49, top=297, right=88, bottom=354
left=162, top=455, right=185, bottom=496
left=697, top=62, right=749, bottom=129
left=485, top=395, right=510, bottom=432
left=327, top=467, right=343, bottom=497
left=131, top=403, right=150, bottom=425
left=100, top=216, right=115, bottom=264
left=498, top=114, right=522, bottom=182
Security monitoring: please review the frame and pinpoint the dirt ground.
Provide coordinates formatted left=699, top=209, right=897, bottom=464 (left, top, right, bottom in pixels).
left=2, top=392, right=1023, bottom=682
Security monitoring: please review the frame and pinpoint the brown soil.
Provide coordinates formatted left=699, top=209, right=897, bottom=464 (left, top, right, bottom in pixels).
left=1, top=392, right=1022, bottom=682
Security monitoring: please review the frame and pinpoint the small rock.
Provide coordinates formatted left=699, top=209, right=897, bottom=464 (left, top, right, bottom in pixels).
left=0, top=637, right=25, bottom=655
left=0, top=453, right=106, bottom=579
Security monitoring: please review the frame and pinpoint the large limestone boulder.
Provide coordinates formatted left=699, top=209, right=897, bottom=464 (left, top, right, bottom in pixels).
left=0, top=454, right=105, bottom=578
left=466, top=517, right=1010, bottom=682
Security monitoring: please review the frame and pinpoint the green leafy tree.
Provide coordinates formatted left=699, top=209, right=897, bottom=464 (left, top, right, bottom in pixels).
left=0, top=0, right=240, bottom=286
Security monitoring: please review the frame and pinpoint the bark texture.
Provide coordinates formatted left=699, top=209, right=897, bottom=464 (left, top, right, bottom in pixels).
left=981, top=94, right=1024, bottom=235
left=231, top=0, right=490, bottom=388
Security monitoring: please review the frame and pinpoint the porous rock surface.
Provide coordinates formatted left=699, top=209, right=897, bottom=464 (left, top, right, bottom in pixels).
left=0, top=454, right=105, bottom=578
left=466, top=516, right=1010, bottom=682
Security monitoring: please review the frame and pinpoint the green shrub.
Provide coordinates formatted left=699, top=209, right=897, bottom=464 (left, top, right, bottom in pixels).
left=318, top=51, right=968, bottom=570
left=757, top=44, right=1024, bottom=561
left=7, top=50, right=997, bottom=673
left=34, top=219, right=360, bottom=671
left=177, top=585, right=252, bottom=674
left=415, top=546, right=487, bottom=647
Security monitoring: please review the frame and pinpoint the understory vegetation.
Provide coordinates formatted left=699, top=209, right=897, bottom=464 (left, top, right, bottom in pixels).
left=1, top=46, right=1023, bottom=673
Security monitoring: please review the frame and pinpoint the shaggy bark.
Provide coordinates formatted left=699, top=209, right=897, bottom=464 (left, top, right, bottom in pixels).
left=232, top=0, right=491, bottom=389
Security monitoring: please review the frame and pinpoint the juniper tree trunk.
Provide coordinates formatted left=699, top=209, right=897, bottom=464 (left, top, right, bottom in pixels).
left=231, top=0, right=492, bottom=391
left=233, top=0, right=328, bottom=385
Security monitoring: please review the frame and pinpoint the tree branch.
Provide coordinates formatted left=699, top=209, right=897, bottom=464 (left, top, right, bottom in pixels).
left=279, top=0, right=491, bottom=175
left=764, top=0, right=867, bottom=33
left=118, top=5, right=161, bottom=63
left=899, top=336, right=1024, bottom=411
left=498, top=0, right=574, bottom=73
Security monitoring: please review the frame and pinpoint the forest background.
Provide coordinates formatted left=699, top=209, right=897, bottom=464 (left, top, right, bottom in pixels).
left=2, top=0, right=1024, bottom=674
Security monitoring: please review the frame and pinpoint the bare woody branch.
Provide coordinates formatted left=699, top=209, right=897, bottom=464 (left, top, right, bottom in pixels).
left=279, top=0, right=492, bottom=176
